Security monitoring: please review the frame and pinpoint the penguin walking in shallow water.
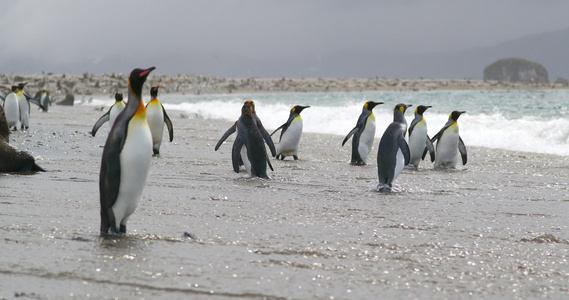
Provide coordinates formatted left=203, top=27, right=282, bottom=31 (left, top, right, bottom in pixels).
left=232, top=101, right=271, bottom=179
left=431, top=111, right=467, bottom=169
left=146, top=86, right=174, bottom=155
left=406, top=105, right=435, bottom=169
left=0, top=105, right=45, bottom=172
left=91, top=92, right=126, bottom=137
left=215, top=100, right=276, bottom=169
left=3, top=86, right=19, bottom=130
left=377, top=104, right=411, bottom=192
left=342, top=101, right=383, bottom=165
left=99, top=67, right=155, bottom=235
left=270, top=105, right=310, bottom=160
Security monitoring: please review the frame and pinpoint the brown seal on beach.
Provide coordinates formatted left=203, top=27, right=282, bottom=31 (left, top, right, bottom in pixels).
left=0, top=106, right=45, bottom=172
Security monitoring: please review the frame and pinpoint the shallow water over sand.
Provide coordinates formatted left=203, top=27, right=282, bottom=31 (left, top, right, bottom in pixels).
left=1, top=104, right=569, bottom=299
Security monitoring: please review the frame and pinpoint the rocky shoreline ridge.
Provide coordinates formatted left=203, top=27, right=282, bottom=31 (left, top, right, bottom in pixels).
left=1, top=72, right=568, bottom=102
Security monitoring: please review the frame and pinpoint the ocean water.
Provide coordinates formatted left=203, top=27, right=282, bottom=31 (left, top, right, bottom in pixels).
left=93, top=89, right=569, bottom=156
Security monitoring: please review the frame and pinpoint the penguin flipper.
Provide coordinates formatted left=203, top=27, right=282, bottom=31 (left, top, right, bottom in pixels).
left=91, top=111, right=110, bottom=137
left=267, top=157, right=274, bottom=171
left=231, top=137, right=245, bottom=173
left=258, top=122, right=277, bottom=157
left=342, top=127, right=358, bottom=146
left=270, top=124, right=285, bottom=137
left=162, top=104, right=174, bottom=142
left=458, top=136, right=467, bottom=165
left=99, top=131, right=123, bottom=234
left=215, top=122, right=237, bottom=151
left=422, top=135, right=436, bottom=162
left=398, top=136, right=411, bottom=166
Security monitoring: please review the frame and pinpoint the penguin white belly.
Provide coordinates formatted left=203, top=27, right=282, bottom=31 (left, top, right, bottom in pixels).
left=435, top=130, right=459, bottom=168
left=408, top=125, right=428, bottom=167
left=240, top=145, right=252, bottom=176
left=277, top=118, right=303, bottom=156
left=358, top=116, right=376, bottom=164
left=108, top=102, right=125, bottom=131
left=112, top=120, right=152, bottom=227
left=4, top=94, right=19, bottom=128
left=17, top=95, right=29, bottom=128
left=393, top=148, right=405, bottom=181
left=146, top=103, right=165, bottom=150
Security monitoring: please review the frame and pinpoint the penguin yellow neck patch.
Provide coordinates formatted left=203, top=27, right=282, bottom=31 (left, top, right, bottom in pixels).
left=134, top=100, right=147, bottom=119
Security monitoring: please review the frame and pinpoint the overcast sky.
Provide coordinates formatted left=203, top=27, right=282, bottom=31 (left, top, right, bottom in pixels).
left=1, top=1, right=568, bottom=77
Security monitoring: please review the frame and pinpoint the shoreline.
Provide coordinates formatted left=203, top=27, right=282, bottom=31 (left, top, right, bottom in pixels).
left=1, top=73, right=568, bottom=102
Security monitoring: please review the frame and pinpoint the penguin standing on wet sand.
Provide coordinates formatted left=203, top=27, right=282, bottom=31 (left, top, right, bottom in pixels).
left=431, top=111, right=467, bottom=169
left=270, top=105, right=310, bottom=160
left=406, top=105, right=435, bottom=169
left=232, top=101, right=271, bottom=179
left=342, top=101, right=383, bottom=165
left=146, top=86, right=173, bottom=155
left=3, top=86, right=19, bottom=130
left=215, top=100, right=276, bottom=169
left=377, top=104, right=412, bottom=192
left=99, top=67, right=155, bottom=235
left=91, top=92, right=126, bottom=137
left=16, top=83, right=31, bottom=130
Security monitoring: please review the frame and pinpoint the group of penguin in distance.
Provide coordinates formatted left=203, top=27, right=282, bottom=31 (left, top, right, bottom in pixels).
left=0, top=67, right=467, bottom=236
left=343, top=101, right=467, bottom=192
left=213, top=99, right=466, bottom=194
left=0, top=83, right=53, bottom=131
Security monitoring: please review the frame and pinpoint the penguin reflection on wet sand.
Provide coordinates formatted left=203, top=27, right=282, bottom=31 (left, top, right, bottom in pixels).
left=406, top=105, right=435, bottom=169
left=99, top=67, right=154, bottom=235
left=91, top=92, right=126, bottom=137
left=0, top=106, right=45, bottom=172
left=146, top=86, right=174, bottom=155
left=342, top=101, right=383, bottom=165
left=270, top=105, right=310, bottom=160
left=232, top=101, right=272, bottom=179
left=215, top=100, right=276, bottom=169
left=431, top=111, right=467, bottom=169
left=377, top=104, right=411, bottom=192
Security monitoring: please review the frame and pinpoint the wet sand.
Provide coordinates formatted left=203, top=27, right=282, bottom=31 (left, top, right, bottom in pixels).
left=1, top=103, right=569, bottom=299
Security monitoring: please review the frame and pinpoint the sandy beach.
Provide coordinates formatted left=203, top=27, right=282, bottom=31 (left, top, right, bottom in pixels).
left=1, top=102, right=569, bottom=299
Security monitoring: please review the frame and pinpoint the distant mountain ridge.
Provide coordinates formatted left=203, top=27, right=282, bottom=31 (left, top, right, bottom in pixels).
left=1, top=28, right=568, bottom=80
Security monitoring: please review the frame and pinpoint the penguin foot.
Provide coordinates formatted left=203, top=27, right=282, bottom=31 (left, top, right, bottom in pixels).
left=377, top=183, right=392, bottom=193
left=293, top=155, right=298, bottom=160
left=350, top=161, right=366, bottom=166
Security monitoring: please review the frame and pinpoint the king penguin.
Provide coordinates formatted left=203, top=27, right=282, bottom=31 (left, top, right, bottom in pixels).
left=32, top=90, right=52, bottom=112
left=270, top=105, right=310, bottom=160
left=431, top=111, right=467, bottom=169
left=91, top=92, right=126, bottom=137
left=342, top=101, right=383, bottom=165
left=16, top=83, right=30, bottom=130
left=3, top=86, right=19, bottom=130
left=99, top=67, right=155, bottom=235
left=406, top=105, right=435, bottom=169
left=215, top=100, right=276, bottom=169
left=146, top=86, right=174, bottom=155
left=232, top=101, right=271, bottom=179
left=377, top=103, right=412, bottom=192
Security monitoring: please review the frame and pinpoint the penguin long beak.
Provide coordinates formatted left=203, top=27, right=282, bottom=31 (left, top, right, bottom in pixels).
left=140, top=67, right=156, bottom=77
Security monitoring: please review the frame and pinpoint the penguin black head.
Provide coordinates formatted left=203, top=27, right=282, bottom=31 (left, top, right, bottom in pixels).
left=244, top=100, right=256, bottom=112
left=150, top=86, right=159, bottom=98
left=129, top=67, right=156, bottom=99
left=395, top=103, right=412, bottom=114
left=242, top=102, right=255, bottom=117
left=450, top=111, right=465, bottom=121
left=415, top=105, right=432, bottom=115
left=292, top=105, right=310, bottom=114
left=17, top=82, right=27, bottom=91
left=364, top=101, right=383, bottom=111
left=114, top=92, right=123, bottom=102
left=11, top=85, right=18, bottom=92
